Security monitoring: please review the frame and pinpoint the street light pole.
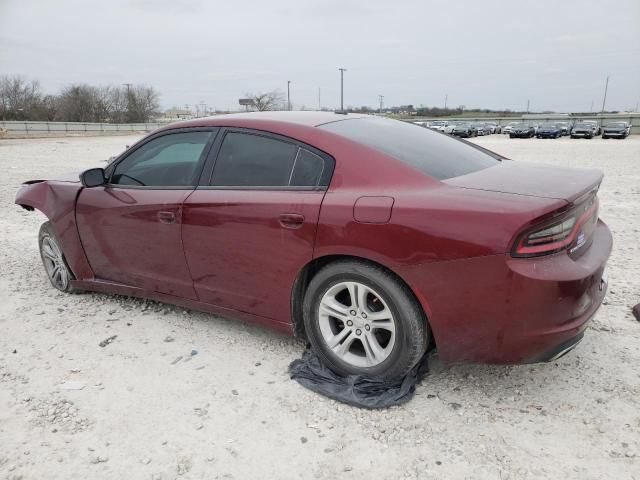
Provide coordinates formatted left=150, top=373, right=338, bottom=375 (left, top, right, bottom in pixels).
left=601, top=75, right=609, bottom=113
left=338, top=68, right=347, bottom=111
left=287, top=80, right=291, bottom=111
left=378, top=94, right=384, bottom=113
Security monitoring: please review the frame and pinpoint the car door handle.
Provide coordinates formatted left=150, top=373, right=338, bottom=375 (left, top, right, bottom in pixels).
left=158, top=211, right=176, bottom=224
left=278, top=213, right=304, bottom=229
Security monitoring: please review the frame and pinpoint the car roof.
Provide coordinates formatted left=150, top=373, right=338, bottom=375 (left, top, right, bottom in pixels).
left=164, top=111, right=371, bottom=129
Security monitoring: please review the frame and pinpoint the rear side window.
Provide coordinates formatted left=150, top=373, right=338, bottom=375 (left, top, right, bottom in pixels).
left=211, top=132, right=297, bottom=187
left=290, top=149, right=325, bottom=186
left=210, top=132, right=331, bottom=188
left=319, top=117, right=498, bottom=180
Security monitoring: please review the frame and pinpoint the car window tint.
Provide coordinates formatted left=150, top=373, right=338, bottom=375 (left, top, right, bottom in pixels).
left=211, top=132, right=297, bottom=187
left=111, top=131, right=211, bottom=187
left=290, top=149, right=325, bottom=186
left=320, top=117, right=498, bottom=180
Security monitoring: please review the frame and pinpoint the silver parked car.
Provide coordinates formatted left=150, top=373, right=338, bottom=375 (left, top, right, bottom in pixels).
left=602, top=122, right=631, bottom=139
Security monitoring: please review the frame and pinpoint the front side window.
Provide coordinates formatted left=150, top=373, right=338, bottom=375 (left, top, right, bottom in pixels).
left=111, top=131, right=212, bottom=187
left=210, top=132, right=329, bottom=188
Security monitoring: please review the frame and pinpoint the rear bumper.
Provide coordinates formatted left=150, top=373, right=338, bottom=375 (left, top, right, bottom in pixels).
left=400, top=219, right=612, bottom=364
left=525, top=331, right=584, bottom=363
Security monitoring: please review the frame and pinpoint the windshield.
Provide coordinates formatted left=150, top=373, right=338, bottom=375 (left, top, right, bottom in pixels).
left=319, top=117, right=499, bottom=180
left=607, top=122, right=625, bottom=127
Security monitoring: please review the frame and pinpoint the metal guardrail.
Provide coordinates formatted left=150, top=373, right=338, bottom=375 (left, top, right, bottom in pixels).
left=1, top=114, right=639, bottom=138
left=0, top=121, right=169, bottom=138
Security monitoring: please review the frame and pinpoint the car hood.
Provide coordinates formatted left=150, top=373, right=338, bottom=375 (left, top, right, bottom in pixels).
left=22, top=172, right=81, bottom=185
left=445, top=161, right=602, bottom=202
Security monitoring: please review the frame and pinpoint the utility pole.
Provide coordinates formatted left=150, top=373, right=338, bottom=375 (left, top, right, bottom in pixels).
left=338, top=68, right=347, bottom=111
left=444, top=94, right=448, bottom=110
left=526, top=99, right=530, bottom=114
left=318, top=87, right=321, bottom=110
left=287, top=81, right=291, bottom=111
left=122, top=83, right=133, bottom=121
left=601, top=75, right=609, bottom=113
left=378, top=95, right=384, bottom=113
left=590, top=99, right=594, bottom=112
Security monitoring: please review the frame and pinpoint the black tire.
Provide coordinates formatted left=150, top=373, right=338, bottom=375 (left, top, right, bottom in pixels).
left=570, top=135, right=577, bottom=139
left=303, top=260, right=428, bottom=380
left=602, top=135, right=608, bottom=139
left=509, top=134, right=515, bottom=139
left=38, top=221, right=79, bottom=293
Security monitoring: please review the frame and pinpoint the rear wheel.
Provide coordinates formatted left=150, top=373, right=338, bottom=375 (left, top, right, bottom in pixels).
left=303, top=260, right=428, bottom=380
left=38, top=222, right=78, bottom=293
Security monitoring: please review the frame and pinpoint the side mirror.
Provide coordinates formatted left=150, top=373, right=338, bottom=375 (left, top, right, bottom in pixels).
left=80, top=168, right=106, bottom=187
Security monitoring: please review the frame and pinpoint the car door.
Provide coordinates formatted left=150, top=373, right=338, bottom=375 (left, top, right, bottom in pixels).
left=76, top=128, right=218, bottom=299
left=182, top=129, right=334, bottom=322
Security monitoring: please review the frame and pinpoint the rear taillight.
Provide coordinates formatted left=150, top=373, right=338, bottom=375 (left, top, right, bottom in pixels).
left=512, top=195, right=599, bottom=257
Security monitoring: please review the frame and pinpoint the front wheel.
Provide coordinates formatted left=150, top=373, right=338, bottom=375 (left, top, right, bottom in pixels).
left=38, top=222, right=78, bottom=293
left=303, top=260, right=428, bottom=380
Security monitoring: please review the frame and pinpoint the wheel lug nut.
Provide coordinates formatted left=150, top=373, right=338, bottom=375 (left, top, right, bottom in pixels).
left=346, top=320, right=353, bottom=327
left=361, top=312, right=367, bottom=319
left=365, top=324, right=370, bottom=331
left=356, top=329, right=362, bottom=335
left=350, top=310, right=356, bottom=316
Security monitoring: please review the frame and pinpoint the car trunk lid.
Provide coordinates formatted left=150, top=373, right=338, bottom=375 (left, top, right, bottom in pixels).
left=445, top=161, right=602, bottom=203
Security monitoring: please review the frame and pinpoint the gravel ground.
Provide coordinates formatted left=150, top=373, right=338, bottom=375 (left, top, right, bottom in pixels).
left=0, top=134, right=639, bottom=480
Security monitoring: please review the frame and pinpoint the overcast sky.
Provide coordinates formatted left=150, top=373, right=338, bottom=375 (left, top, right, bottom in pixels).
left=1, top=0, right=639, bottom=112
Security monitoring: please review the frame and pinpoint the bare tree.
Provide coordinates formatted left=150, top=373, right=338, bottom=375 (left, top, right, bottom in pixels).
left=125, top=85, right=160, bottom=122
left=55, top=84, right=100, bottom=122
left=0, top=75, right=45, bottom=120
left=246, top=90, right=284, bottom=111
left=0, top=75, right=160, bottom=123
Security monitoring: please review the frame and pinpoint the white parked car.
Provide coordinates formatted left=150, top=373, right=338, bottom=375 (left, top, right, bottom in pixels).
left=428, top=120, right=454, bottom=134
left=502, top=122, right=521, bottom=134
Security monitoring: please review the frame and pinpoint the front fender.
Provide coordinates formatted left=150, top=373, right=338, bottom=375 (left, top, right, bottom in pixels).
left=16, top=181, right=94, bottom=281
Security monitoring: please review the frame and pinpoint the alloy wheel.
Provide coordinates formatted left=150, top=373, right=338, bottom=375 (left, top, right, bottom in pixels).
left=317, top=281, right=396, bottom=368
left=41, top=235, right=70, bottom=291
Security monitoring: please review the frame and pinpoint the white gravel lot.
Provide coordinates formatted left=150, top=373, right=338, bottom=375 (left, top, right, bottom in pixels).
left=0, top=134, right=639, bottom=480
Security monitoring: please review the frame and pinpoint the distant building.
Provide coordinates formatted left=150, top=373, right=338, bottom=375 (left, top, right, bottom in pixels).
left=161, top=108, right=196, bottom=121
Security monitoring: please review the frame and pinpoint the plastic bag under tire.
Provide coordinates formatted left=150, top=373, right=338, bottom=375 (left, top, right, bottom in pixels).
left=289, top=347, right=429, bottom=409
left=302, top=260, right=428, bottom=380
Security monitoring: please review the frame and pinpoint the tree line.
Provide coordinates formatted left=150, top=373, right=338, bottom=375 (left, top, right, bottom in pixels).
left=0, top=75, right=160, bottom=123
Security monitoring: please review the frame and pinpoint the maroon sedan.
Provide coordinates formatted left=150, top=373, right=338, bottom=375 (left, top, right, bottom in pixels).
left=16, top=112, right=611, bottom=379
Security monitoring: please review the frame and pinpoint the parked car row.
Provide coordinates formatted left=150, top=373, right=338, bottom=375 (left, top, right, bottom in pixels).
left=424, top=120, right=503, bottom=138
left=418, top=119, right=632, bottom=140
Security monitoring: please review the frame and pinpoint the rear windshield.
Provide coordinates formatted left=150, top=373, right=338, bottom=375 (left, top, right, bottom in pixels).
left=319, top=117, right=498, bottom=180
